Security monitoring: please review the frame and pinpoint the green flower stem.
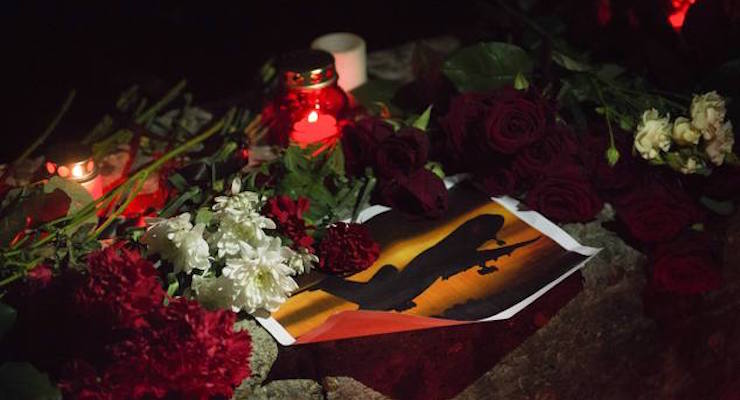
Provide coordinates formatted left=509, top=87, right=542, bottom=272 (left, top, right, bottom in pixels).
left=591, top=77, right=617, bottom=150
left=89, top=174, right=148, bottom=240
left=134, top=79, right=187, bottom=125
left=24, top=111, right=231, bottom=252
left=0, top=256, right=45, bottom=287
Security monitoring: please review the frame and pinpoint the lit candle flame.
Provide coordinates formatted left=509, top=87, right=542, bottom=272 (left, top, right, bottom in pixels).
left=71, top=164, right=85, bottom=178
left=307, top=110, right=319, bottom=123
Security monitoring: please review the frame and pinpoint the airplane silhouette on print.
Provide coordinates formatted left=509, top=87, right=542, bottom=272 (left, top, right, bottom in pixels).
left=314, top=214, right=540, bottom=312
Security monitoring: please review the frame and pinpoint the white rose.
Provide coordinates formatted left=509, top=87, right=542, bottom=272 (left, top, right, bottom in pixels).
left=634, top=109, right=671, bottom=160
left=672, top=116, right=701, bottom=146
left=705, top=121, right=735, bottom=166
left=690, top=91, right=726, bottom=140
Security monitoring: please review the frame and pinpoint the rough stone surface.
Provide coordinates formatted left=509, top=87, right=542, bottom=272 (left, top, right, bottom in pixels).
left=233, top=320, right=279, bottom=399
left=323, top=377, right=391, bottom=400
left=244, top=379, right=324, bottom=400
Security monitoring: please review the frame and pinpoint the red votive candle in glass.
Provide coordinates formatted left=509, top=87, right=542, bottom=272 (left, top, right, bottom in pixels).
left=265, top=49, right=348, bottom=149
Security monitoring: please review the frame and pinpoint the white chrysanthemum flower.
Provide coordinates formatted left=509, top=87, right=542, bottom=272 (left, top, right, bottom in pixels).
left=168, top=222, right=211, bottom=273
left=221, top=238, right=298, bottom=313
left=212, top=178, right=261, bottom=220
left=690, top=91, right=726, bottom=140
left=210, top=214, right=276, bottom=258
left=672, top=116, right=701, bottom=146
left=634, top=108, right=671, bottom=160
left=283, top=246, right=318, bottom=275
left=192, top=274, right=236, bottom=310
left=705, top=121, right=734, bottom=166
left=141, top=213, right=193, bottom=261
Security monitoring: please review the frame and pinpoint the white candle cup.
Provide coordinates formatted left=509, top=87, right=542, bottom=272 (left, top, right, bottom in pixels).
left=311, top=32, right=367, bottom=92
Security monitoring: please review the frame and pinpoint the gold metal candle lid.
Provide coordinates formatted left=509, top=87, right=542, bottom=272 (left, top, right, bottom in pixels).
left=279, top=49, right=338, bottom=90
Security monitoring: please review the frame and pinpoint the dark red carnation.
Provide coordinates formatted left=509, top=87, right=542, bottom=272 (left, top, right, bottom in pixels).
left=650, top=234, right=721, bottom=295
left=525, top=166, right=603, bottom=223
left=262, top=195, right=314, bottom=251
left=341, top=118, right=395, bottom=177
left=100, top=298, right=252, bottom=400
left=76, top=247, right=165, bottom=329
left=374, top=127, right=430, bottom=179
left=613, top=182, right=703, bottom=243
left=481, top=87, right=549, bottom=154
left=376, top=169, right=449, bottom=218
left=318, top=222, right=380, bottom=274
left=8, top=247, right=253, bottom=400
left=513, top=126, right=579, bottom=183
left=475, top=168, right=518, bottom=197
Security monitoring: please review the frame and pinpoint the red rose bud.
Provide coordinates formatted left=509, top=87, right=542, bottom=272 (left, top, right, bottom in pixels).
left=650, top=234, right=721, bottom=294
left=373, top=127, right=430, bottom=179
left=376, top=169, right=449, bottom=218
left=318, top=222, right=380, bottom=274
left=340, top=118, right=395, bottom=177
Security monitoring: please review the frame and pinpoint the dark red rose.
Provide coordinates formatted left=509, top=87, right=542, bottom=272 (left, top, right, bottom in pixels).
left=475, top=168, right=518, bottom=197
left=613, top=182, right=703, bottom=243
left=262, top=195, right=314, bottom=251
left=704, top=165, right=740, bottom=200
left=525, top=166, right=603, bottom=223
left=318, top=222, right=380, bottom=274
left=650, top=234, right=721, bottom=295
left=341, top=118, right=395, bottom=177
left=374, top=127, right=430, bottom=179
left=439, top=92, right=489, bottom=166
left=513, top=126, right=579, bottom=183
left=376, top=169, right=449, bottom=218
left=482, top=87, right=549, bottom=154
left=579, top=125, right=640, bottom=195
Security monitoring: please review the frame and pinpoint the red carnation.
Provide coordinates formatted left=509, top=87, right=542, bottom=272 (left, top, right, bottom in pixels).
left=76, top=247, right=166, bottom=329
left=318, top=222, right=380, bottom=274
left=263, top=195, right=314, bottom=251
left=650, top=234, right=721, bottom=294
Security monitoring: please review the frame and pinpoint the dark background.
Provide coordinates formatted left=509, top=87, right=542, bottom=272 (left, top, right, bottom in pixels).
left=2, top=0, right=738, bottom=162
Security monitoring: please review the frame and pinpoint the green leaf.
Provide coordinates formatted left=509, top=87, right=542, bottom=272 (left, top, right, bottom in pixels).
left=412, top=105, right=433, bottom=131
left=350, top=80, right=403, bottom=116
left=325, top=145, right=345, bottom=176
left=0, top=362, right=61, bottom=400
left=0, top=303, right=16, bottom=339
left=596, top=64, right=626, bottom=81
left=700, top=196, right=735, bottom=216
left=194, top=207, right=213, bottom=226
left=442, top=42, right=534, bottom=92
left=43, top=177, right=94, bottom=217
left=551, top=50, right=592, bottom=72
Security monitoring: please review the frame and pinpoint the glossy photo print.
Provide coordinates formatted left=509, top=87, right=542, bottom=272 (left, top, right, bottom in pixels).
left=260, top=183, right=598, bottom=345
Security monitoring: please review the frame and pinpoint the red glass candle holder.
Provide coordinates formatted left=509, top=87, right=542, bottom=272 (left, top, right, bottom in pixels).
left=264, top=49, right=349, bottom=149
